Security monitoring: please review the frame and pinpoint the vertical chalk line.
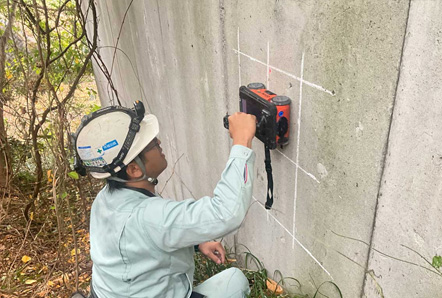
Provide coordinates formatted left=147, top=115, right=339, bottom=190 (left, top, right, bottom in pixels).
left=232, top=44, right=332, bottom=279
left=237, top=28, right=241, bottom=88
left=232, top=49, right=334, bottom=96
left=275, top=149, right=320, bottom=184
left=292, top=52, right=305, bottom=249
left=252, top=196, right=333, bottom=279
left=266, top=41, right=270, bottom=89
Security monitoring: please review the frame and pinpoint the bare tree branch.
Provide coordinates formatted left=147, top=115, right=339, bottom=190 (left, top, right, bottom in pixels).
left=19, top=0, right=47, bottom=34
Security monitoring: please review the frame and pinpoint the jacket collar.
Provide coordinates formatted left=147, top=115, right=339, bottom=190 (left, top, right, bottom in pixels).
left=121, top=185, right=156, bottom=197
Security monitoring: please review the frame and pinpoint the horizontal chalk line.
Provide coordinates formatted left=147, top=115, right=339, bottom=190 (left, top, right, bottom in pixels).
left=276, top=149, right=320, bottom=184
left=252, top=196, right=333, bottom=279
left=232, top=49, right=335, bottom=96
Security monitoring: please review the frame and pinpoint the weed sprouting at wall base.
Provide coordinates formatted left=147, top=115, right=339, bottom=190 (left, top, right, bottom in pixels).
left=193, top=244, right=342, bottom=298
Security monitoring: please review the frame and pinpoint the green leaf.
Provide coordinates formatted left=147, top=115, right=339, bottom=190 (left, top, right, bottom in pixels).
left=68, top=171, right=79, bottom=180
left=61, top=192, right=68, bottom=199
left=89, top=104, right=101, bottom=113
left=432, top=255, right=442, bottom=269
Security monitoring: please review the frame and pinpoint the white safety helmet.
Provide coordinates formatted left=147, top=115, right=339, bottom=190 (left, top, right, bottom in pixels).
left=73, top=101, right=159, bottom=181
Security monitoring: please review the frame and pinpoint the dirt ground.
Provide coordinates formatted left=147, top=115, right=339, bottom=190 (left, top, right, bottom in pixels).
left=0, top=178, right=102, bottom=298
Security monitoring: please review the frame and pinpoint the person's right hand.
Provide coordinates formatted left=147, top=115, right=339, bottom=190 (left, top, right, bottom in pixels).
left=228, top=112, right=256, bottom=148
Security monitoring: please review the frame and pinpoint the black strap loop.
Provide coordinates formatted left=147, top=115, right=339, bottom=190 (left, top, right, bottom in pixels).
left=264, top=145, right=274, bottom=209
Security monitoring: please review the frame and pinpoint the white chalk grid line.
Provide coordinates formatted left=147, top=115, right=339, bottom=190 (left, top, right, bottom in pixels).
left=235, top=27, right=336, bottom=278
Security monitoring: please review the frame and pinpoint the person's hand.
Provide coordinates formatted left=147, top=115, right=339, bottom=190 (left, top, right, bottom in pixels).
left=228, top=112, right=256, bottom=148
left=198, top=241, right=226, bottom=265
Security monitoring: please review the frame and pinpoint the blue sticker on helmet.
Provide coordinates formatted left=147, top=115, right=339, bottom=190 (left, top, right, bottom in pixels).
left=278, top=111, right=284, bottom=117
left=103, top=140, right=119, bottom=151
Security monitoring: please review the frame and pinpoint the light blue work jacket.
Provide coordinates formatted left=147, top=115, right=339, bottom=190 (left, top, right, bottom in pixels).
left=90, top=145, right=255, bottom=297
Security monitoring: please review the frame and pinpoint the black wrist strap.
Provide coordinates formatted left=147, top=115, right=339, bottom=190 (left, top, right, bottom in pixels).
left=264, top=145, right=274, bottom=209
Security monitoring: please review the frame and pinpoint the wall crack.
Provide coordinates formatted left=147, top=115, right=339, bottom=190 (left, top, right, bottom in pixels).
left=359, top=0, right=413, bottom=296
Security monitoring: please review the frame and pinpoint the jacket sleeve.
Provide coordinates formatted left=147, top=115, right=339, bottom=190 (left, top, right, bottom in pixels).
left=140, top=145, right=255, bottom=252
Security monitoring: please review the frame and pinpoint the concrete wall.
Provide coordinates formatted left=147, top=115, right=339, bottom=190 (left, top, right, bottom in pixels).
left=85, top=0, right=442, bottom=297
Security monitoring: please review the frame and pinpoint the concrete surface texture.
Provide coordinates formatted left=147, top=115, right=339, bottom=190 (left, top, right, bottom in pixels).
left=85, top=0, right=442, bottom=297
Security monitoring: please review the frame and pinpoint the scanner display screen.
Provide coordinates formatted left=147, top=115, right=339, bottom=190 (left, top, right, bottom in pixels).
left=239, top=86, right=277, bottom=149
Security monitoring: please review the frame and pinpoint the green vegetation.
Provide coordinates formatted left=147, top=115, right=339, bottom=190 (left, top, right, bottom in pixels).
left=1, top=1, right=438, bottom=298
left=194, top=245, right=342, bottom=298
left=0, top=0, right=100, bottom=296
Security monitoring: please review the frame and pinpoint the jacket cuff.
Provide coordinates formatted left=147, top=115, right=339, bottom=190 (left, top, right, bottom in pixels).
left=229, top=145, right=255, bottom=160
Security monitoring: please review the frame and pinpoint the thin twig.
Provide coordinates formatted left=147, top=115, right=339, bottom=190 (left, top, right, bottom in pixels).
left=99, top=46, right=149, bottom=111
left=171, top=170, right=197, bottom=199
left=52, top=176, right=63, bottom=255
left=331, top=230, right=441, bottom=277
left=19, top=0, right=47, bottom=34
left=159, top=153, right=184, bottom=195
left=4, top=216, right=33, bottom=288
left=109, top=0, right=134, bottom=78
left=401, top=244, right=442, bottom=275
left=66, top=193, right=80, bottom=291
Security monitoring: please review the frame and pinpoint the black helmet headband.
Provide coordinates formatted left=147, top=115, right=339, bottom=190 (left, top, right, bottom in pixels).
left=74, top=101, right=146, bottom=176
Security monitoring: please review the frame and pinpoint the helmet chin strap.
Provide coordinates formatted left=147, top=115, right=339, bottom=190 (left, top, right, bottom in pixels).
left=107, top=156, right=158, bottom=185
left=134, top=156, right=158, bottom=185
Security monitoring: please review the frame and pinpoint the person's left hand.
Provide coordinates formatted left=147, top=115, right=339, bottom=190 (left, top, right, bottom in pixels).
left=198, top=241, right=226, bottom=265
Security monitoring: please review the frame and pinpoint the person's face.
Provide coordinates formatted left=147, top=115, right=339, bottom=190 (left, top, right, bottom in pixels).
left=141, top=137, right=167, bottom=178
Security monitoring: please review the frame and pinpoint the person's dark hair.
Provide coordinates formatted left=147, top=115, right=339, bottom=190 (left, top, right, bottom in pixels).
left=106, top=165, right=130, bottom=192
left=106, top=146, right=150, bottom=192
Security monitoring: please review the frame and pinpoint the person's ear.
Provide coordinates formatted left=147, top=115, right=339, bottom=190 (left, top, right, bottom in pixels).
left=126, top=162, right=143, bottom=179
